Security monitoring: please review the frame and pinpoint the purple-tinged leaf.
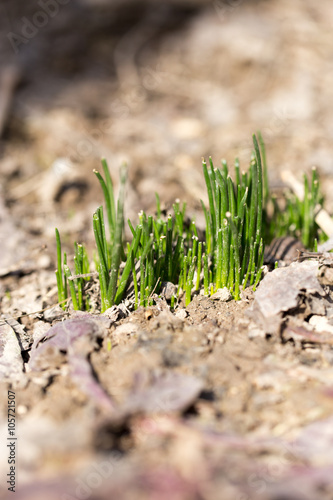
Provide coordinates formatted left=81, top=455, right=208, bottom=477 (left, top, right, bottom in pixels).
left=29, top=315, right=109, bottom=371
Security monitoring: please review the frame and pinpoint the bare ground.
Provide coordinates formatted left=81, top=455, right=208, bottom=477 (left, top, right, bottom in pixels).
left=1, top=1, right=333, bottom=499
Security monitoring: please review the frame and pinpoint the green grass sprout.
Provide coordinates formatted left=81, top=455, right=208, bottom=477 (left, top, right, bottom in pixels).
left=262, top=150, right=325, bottom=249
left=55, top=228, right=67, bottom=308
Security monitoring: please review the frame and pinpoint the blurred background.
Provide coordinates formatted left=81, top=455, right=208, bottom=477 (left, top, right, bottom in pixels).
left=2, top=2, right=333, bottom=497
left=1, top=0, right=333, bottom=262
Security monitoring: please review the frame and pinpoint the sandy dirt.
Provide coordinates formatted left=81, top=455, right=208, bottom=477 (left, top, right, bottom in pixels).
left=1, top=1, right=333, bottom=499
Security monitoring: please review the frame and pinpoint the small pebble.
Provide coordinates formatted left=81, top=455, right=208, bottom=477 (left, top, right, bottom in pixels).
left=43, top=305, right=66, bottom=322
left=175, top=309, right=188, bottom=320
left=210, top=288, right=232, bottom=302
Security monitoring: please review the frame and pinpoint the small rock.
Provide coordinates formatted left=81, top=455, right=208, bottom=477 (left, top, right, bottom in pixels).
left=160, top=282, right=177, bottom=301
left=210, top=288, right=232, bottom=302
left=43, top=305, right=66, bottom=322
left=309, top=315, right=333, bottom=334
left=248, top=324, right=266, bottom=339
left=175, top=309, right=187, bottom=320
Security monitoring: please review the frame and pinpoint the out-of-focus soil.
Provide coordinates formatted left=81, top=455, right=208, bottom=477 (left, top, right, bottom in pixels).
left=1, top=1, right=333, bottom=499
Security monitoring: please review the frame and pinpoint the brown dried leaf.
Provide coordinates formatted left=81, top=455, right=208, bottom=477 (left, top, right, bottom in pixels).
left=255, top=260, right=323, bottom=318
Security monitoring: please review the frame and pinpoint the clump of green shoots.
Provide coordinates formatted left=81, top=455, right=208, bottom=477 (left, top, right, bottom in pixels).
left=55, top=161, right=204, bottom=311
left=124, top=198, right=202, bottom=309
left=55, top=229, right=90, bottom=310
left=270, top=168, right=324, bottom=249
left=55, top=160, right=128, bottom=312
left=55, top=132, right=326, bottom=312
left=259, top=134, right=326, bottom=250
left=201, top=134, right=264, bottom=299
left=92, top=163, right=127, bottom=311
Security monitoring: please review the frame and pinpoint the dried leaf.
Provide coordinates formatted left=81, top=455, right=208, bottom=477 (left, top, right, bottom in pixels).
left=29, top=314, right=110, bottom=371
left=255, top=260, right=323, bottom=318
left=29, top=315, right=116, bottom=411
